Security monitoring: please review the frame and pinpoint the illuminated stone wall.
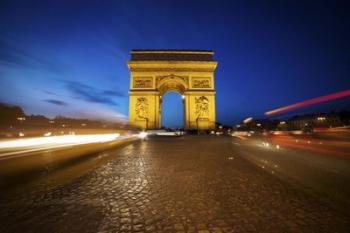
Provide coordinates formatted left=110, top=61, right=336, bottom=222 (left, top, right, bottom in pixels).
left=128, top=50, right=217, bottom=130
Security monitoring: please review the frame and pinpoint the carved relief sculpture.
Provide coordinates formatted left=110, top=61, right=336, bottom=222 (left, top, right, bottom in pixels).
left=192, top=78, right=211, bottom=88
left=135, top=97, right=149, bottom=119
left=195, top=96, right=209, bottom=118
left=133, top=77, right=153, bottom=88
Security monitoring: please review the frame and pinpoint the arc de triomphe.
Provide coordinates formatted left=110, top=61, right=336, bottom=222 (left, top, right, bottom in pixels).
left=128, top=50, right=217, bottom=130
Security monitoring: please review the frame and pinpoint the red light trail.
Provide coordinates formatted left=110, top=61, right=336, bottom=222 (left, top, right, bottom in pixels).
left=265, top=89, right=350, bottom=117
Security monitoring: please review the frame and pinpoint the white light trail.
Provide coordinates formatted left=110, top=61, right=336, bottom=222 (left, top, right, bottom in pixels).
left=0, top=133, right=121, bottom=150
left=243, top=117, right=253, bottom=124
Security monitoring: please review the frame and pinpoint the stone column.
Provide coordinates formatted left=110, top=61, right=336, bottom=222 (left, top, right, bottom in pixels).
left=129, top=91, right=160, bottom=129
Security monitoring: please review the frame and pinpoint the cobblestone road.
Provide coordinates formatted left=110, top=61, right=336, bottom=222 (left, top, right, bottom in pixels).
left=0, top=136, right=349, bottom=233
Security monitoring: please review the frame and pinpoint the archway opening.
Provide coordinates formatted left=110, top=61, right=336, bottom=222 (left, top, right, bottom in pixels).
left=160, top=91, right=184, bottom=129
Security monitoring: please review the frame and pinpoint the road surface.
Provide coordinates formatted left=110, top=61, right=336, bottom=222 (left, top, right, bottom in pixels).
left=0, top=136, right=349, bottom=233
left=233, top=134, right=350, bottom=215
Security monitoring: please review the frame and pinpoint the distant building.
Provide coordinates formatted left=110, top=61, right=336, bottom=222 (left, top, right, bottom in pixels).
left=287, top=113, right=342, bottom=130
left=243, top=119, right=279, bottom=131
left=239, top=111, right=349, bottom=132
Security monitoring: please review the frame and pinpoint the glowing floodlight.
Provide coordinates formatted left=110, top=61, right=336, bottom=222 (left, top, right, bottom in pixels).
left=138, top=131, right=148, bottom=139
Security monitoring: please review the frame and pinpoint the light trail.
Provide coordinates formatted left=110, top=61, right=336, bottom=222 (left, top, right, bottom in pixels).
left=265, top=89, right=350, bottom=116
left=269, top=135, right=350, bottom=157
left=0, top=133, right=122, bottom=149
left=0, top=134, right=135, bottom=158
left=243, top=117, right=253, bottom=124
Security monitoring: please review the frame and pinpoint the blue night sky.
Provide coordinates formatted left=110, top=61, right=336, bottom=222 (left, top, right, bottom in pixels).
left=0, top=0, right=349, bottom=126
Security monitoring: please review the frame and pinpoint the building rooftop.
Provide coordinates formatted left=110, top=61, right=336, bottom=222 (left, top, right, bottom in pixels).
left=130, top=49, right=215, bottom=61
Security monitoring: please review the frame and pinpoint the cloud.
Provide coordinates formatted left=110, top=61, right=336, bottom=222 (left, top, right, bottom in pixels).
left=63, top=80, right=124, bottom=106
left=42, top=90, right=60, bottom=96
left=68, top=104, right=128, bottom=123
left=0, top=36, right=68, bottom=74
left=102, top=90, right=124, bottom=97
left=44, top=99, right=68, bottom=106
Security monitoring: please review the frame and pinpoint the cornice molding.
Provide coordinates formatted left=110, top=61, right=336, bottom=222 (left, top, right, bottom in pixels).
left=129, top=68, right=216, bottom=72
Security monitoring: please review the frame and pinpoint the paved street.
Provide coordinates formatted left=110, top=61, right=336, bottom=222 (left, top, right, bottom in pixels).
left=233, top=134, right=350, bottom=216
left=1, top=136, right=349, bottom=233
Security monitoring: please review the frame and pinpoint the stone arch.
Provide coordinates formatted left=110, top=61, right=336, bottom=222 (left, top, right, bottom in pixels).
left=157, top=75, right=188, bottom=96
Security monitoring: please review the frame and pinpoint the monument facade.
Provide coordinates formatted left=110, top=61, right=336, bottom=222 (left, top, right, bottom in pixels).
left=128, top=50, right=217, bottom=130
